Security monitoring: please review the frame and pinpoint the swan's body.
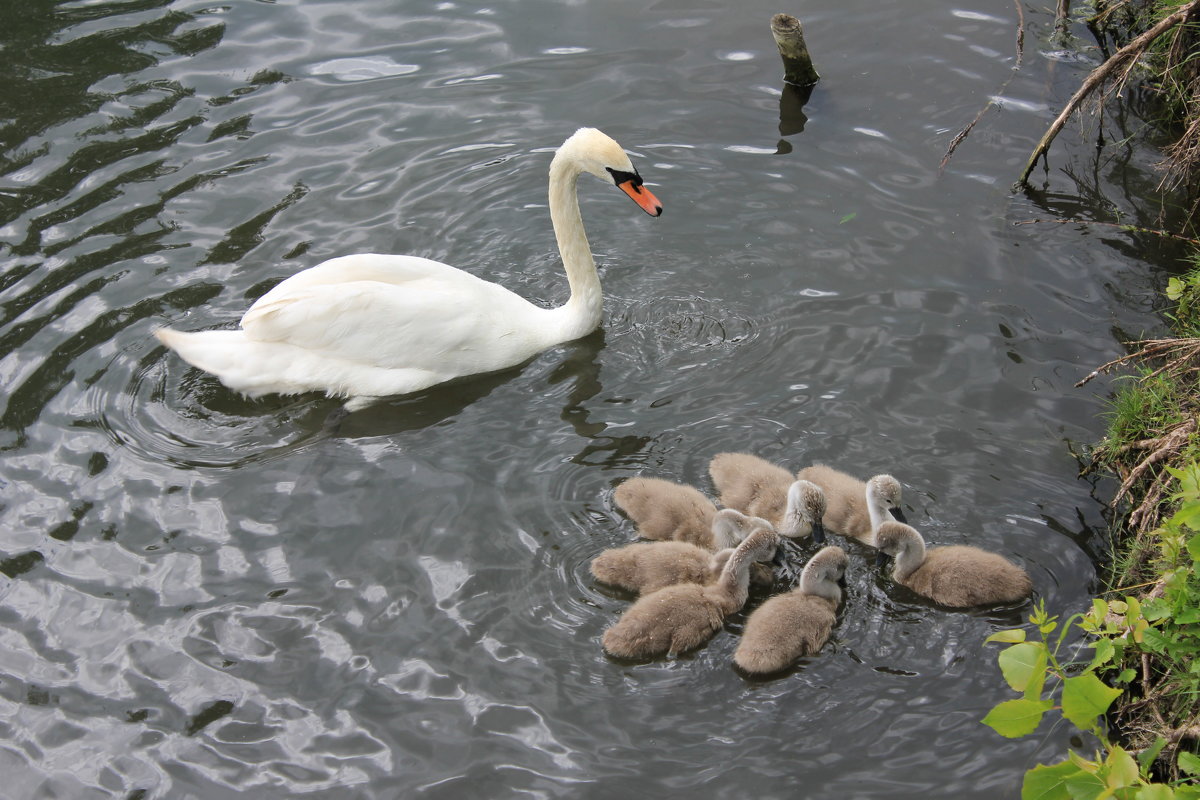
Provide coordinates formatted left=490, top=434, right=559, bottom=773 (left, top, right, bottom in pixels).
left=794, top=465, right=905, bottom=546
left=874, top=521, right=1032, bottom=608
left=613, top=478, right=763, bottom=551
left=734, top=545, right=848, bottom=675
left=708, top=453, right=827, bottom=541
left=156, top=128, right=662, bottom=411
left=601, top=526, right=780, bottom=660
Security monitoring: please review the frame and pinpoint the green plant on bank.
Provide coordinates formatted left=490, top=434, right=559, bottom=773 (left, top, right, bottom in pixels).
left=981, top=465, right=1200, bottom=799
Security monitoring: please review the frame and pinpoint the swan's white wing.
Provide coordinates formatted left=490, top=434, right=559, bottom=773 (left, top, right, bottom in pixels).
left=240, top=276, right=547, bottom=379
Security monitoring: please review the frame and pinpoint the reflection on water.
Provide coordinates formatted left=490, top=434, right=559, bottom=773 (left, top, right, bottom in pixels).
left=0, top=0, right=1176, bottom=797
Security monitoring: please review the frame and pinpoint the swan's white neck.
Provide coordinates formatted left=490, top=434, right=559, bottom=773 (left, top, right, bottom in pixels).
left=545, top=155, right=603, bottom=342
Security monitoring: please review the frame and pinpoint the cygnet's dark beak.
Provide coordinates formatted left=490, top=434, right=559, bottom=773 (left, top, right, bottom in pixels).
left=875, top=550, right=890, bottom=569
left=890, top=506, right=907, bottom=524
left=811, top=522, right=826, bottom=544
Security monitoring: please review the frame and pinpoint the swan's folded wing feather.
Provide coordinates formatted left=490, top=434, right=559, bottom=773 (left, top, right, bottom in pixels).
left=240, top=279, right=539, bottom=374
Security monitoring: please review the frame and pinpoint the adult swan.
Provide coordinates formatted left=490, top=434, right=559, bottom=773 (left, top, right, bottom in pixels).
left=155, top=127, right=663, bottom=411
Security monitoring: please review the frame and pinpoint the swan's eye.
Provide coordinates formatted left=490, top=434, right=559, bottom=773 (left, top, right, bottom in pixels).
left=606, top=167, right=643, bottom=192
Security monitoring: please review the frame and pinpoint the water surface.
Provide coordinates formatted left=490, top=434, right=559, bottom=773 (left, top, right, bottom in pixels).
left=0, top=1, right=1176, bottom=797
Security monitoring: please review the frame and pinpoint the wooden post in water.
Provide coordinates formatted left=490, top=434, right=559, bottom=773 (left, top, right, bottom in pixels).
left=770, top=13, right=819, bottom=86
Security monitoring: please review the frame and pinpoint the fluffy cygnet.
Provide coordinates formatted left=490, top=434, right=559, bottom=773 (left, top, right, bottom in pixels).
left=614, top=477, right=735, bottom=550
left=601, top=525, right=781, bottom=660
left=591, top=537, right=773, bottom=595
left=734, top=545, right=849, bottom=675
left=708, top=452, right=827, bottom=541
left=873, top=521, right=1033, bottom=608
left=794, top=464, right=905, bottom=546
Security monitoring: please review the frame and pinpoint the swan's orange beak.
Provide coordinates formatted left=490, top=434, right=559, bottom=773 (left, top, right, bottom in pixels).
left=618, top=179, right=663, bottom=217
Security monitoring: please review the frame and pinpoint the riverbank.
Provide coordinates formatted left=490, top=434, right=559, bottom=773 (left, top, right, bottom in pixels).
left=1076, top=0, right=1200, bottom=781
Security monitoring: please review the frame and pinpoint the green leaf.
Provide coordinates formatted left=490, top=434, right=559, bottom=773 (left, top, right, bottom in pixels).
left=1088, top=638, right=1116, bottom=671
left=999, top=642, right=1049, bottom=694
left=1135, top=785, right=1176, bottom=800
left=1022, top=760, right=1083, bottom=800
left=1105, top=747, right=1139, bottom=789
left=1142, top=599, right=1172, bottom=622
left=1092, top=599, right=1110, bottom=621
left=1117, top=668, right=1137, bottom=684
left=1061, top=673, right=1122, bottom=729
left=1178, top=751, right=1200, bottom=777
left=1137, top=737, right=1168, bottom=772
left=1062, top=768, right=1106, bottom=799
left=983, top=698, right=1051, bottom=738
left=1188, top=531, right=1200, bottom=561
left=987, top=628, right=1028, bottom=644
left=839, top=212, right=857, bottom=224
left=1167, top=277, right=1185, bottom=300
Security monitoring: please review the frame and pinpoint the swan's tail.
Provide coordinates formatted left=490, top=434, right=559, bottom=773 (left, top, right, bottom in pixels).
left=155, top=327, right=281, bottom=397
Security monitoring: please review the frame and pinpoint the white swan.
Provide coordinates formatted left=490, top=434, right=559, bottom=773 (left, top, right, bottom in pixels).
left=155, top=128, right=663, bottom=411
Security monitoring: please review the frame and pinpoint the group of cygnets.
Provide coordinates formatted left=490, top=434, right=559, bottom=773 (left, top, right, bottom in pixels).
left=591, top=452, right=1033, bottom=675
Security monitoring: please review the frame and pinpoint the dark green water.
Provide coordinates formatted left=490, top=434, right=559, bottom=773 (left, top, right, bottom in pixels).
left=0, top=1, right=1176, bottom=797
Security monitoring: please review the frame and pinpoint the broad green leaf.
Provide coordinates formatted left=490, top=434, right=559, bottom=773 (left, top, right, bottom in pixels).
left=999, top=642, right=1048, bottom=694
left=1175, top=607, right=1200, bottom=624
left=1088, top=638, right=1115, bottom=671
left=982, top=698, right=1051, bottom=738
left=1142, top=600, right=1172, bottom=622
left=1125, top=596, right=1142, bottom=621
left=1135, top=785, right=1176, bottom=800
left=987, top=628, right=1028, bottom=644
left=1061, top=767, right=1106, bottom=799
left=1105, top=747, right=1139, bottom=789
left=1171, top=506, right=1200, bottom=534
left=1117, top=668, right=1137, bottom=684
left=1188, top=531, right=1200, bottom=562
left=1022, top=760, right=1083, bottom=800
left=1167, top=277, right=1185, bottom=300
left=1178, top=751, right=1200, bottom=777
left=1137, top=736, right=1167, bottom=772
left=1092, top=599, right=1109, bottom=622
left=1174, top=785, right=1200, bottom=799
left=1061, top=673, right=1122, bottom=729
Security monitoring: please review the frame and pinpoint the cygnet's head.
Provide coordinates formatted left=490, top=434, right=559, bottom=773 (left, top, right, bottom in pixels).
left=873, top=521, right=923, bottom=567
left=781, top=479, right=827, bottom=542
left=738, top=524, right=782, bottom=564
left=555, top=128, right=663, bottom=216
left=866, top=474, right=906, bottom=523
left=801, top=545, right=849, bottom=601
left=806, top=545, right=849, bottom=582
left=711, top=508, right=775, bottom=550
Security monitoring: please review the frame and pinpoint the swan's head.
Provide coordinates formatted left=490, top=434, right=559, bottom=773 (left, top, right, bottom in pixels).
left=556, top=127, right=663, bottom=217
left=866, top=474, right=906, bottom=523
left=873, top=521, right=924, bottom=568
left=780, top=479, right=827, bottom=542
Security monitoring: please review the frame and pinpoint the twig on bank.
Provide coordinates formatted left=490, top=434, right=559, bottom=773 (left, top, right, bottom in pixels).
left=1017, top=0, right=1200, bottom=187
left=939, top=0, right=1026, bottom=173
